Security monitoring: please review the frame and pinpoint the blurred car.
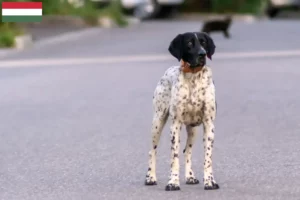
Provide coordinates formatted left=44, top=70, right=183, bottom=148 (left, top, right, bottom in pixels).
left=90, top=0, right=184, bottom=20
left=266, top=0, right=300, bottom=18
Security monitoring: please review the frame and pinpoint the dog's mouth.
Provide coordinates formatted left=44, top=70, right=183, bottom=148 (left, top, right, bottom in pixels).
left=198, top=57, right=206, bottom=66
left=190, top=56, right=206, bottom=68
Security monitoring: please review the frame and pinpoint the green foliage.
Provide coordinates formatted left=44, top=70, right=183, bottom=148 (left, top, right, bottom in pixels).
left=180, top=0, right=267, bottom=14
left=30, top=0, right=128, bottom=26
left=211, top=0, right=265, bottom=14
left=98, top=0, right=128, bottom=27
left=31, top=0, right=81, bottom=15
left=0, top=0, right=127, bottom=47
left=0, top=30, right=15, bottom=47
left=0, top=22, right=24, bottom=47
left=0, top=0, right=128, bottom=26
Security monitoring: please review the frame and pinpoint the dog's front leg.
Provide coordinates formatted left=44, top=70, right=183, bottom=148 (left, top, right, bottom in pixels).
left=202, top=118, right=219, bottom=190
left=165, top=119, right=182, bottom=191
left=184, top=125, right=200, bottom=185
left=224, top=30, right=230, bottom=38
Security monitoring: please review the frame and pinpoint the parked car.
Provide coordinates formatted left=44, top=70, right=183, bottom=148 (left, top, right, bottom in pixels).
left=90, top=0, right=185, bottom=20
left=266, top=0, right=300, bottom=18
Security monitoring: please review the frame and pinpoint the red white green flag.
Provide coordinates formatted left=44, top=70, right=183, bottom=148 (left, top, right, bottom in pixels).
left=1, top=2, right=42, bottom=22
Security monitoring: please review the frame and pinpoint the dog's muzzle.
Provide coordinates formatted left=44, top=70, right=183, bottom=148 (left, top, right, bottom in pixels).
left=190, top=48, right=206, bottom=68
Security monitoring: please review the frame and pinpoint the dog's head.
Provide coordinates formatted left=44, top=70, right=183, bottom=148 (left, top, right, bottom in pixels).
left=168, top=32, right=216, bottom=68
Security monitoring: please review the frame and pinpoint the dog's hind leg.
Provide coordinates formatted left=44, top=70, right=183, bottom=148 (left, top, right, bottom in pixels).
left=145, top=79, right=170, bottom=186
left=184, top=125, right=200, bottom=185
left=202, top=115, right=219, bottom=190
left=145, top=110, right=168, bottom=185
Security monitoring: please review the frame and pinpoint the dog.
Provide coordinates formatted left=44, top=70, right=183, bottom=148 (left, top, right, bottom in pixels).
left=145, top=32, right=219, bottom=191
left=201, top=16, right=232, bottom=38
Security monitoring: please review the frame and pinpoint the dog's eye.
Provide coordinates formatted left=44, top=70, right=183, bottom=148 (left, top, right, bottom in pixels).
left=187, top=42, right=193, bottom=47
left=200, top=40, right=206, bottom=45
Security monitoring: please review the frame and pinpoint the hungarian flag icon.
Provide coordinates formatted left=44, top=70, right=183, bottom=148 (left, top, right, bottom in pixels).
left=2, top=2, right=42, bottom=22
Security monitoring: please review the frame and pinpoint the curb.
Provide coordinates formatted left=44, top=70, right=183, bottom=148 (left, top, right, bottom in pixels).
left=18, top=15, right=88, bottom=28
left=20, top=15, right=141, bottom=29
left=33, top=28, right=102, bottom=48
left=98, top=16, right=141, bottom=28
left=15, top=34, right=34, bottom=50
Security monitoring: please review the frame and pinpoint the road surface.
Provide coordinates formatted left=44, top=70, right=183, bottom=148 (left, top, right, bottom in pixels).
left=0, top=19, right=300, bottom=200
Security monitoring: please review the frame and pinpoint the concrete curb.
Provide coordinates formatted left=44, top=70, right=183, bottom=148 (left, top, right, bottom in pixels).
left=20, top=15, right=141, bottom=29
left=15, top=34, right=34, bottom=50
left=19, top=15, right=88, bottom=28
left=33, top=28, right=102, bottom=48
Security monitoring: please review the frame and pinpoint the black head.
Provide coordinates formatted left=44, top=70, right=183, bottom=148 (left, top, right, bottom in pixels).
left=168, top=32, right=216, bottom=68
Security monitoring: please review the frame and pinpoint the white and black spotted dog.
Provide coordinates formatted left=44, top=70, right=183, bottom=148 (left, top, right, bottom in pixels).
left=145, top=32, right=219, bottom=191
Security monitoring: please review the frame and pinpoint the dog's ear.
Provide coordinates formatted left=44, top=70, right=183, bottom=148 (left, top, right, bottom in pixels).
left=199, top=32, right=216, bottom=60
left=168, top=34, right=183, bottom=61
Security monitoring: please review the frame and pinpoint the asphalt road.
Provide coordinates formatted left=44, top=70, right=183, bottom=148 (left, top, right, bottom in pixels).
left=1, top=19, right=300, bottom=200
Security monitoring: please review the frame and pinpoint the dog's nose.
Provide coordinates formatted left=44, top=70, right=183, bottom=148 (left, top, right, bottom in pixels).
left=198, top=48, right=206, bottom=57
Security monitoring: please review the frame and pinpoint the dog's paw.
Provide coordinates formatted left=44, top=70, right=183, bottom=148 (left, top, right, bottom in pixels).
left=204, top=181, right=219, bottom=190
left=165, top=183, right=180, bottom=191
left=145, top=175, right=157, bottom=186
left=186, top=177, right=200, bottom=185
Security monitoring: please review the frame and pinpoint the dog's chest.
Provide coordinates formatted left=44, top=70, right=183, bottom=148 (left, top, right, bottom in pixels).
left=171, top=71, right=210, bottom=124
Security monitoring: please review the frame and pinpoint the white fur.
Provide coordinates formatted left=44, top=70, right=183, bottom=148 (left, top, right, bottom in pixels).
left=145, top=65, right=218, bottom=190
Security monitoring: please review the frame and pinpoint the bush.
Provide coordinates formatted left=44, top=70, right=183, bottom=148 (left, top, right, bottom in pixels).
left=0, top=31, right=15, bottom=47
left=0, top=22, right=24, bottom=47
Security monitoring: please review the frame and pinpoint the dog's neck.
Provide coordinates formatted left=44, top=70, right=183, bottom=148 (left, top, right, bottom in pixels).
left=180, top=60, right=204, bottom=74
